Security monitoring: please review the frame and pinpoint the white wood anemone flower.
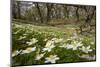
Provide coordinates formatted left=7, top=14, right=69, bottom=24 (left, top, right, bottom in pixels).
left=35, top=53, right=45, bottom=60
left=21, top=47, right=36, bottom=54
left=43, top=40, right=55, bottom=52
left=44, top=38, right=48, bottom=41
left=66, top=41, right=83, bottom=50
left=90, top=42, right=94, bottom=45
left=66, top=44, right=73, bottom=49
left=79, top=46, right=92, bottom=53
left=59, top=43, right=67, bottom=48
left=51, top=38, right=63, bottom=43
left=26, top=38, right=38, bottom=45
left=12, top=50, right=21, bottom=57
left=45, top=55, right=60, bottom=63
left=18, top=36, right=26, bottom=40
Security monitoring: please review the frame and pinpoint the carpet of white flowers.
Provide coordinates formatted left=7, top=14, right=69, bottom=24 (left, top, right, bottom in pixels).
left=12, top=22, right=96, bottom=66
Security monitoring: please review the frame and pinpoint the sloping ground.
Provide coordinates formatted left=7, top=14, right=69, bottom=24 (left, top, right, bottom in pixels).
left=12, top=21, right=79, bottom=36
left=12, top=21, right=96, bottom=66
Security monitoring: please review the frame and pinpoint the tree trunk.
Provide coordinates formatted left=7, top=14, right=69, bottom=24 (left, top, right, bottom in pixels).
left=17, top=1, right=21, bottom=19
left=34, top=3, right=43, bottom=23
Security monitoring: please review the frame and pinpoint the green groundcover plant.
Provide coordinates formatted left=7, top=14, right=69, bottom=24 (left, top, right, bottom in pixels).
left=12, top=22, right=96, bottom=66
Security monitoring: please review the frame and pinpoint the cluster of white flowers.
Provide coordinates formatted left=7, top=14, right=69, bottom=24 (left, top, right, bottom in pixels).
left=59, top=41, right=83, bottom=50
left=43, top=38, right=64, bottom=52
left=12, top=23, right=96, bottom=64
left=26, top=38, right=38, bottom=45
left=59, top=40, right=93, bottom=54
left=67, top=41, right=83, bottom=50
left=45, top=55, right=60, bottom=63
left=35, top=53, right=45, bottom=60
left=21, top=47, right=36, bottom=54
left=12, top=47, right=36, bottom=56
left=79, top=46, right=92, bottom=53
left=43, top=40, right=55, bottom=52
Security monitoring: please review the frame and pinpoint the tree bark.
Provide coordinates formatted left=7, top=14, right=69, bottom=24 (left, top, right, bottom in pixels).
left=17, top=1, right=21, bottom=19
left=34, top=3, right=43, bottom=23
